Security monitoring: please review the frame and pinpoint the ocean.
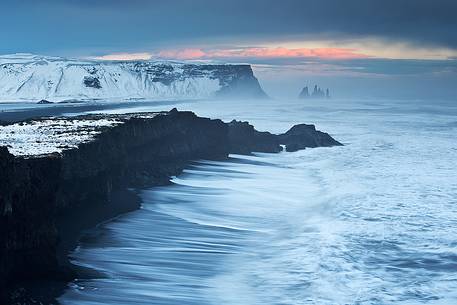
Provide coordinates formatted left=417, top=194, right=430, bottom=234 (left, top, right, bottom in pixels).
left=57, top=98, right=457, bottom=304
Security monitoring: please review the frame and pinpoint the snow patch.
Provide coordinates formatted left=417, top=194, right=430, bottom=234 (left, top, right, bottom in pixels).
left=0, top=54, right=248, bottom=102
left=0, top=113, right=160, bottom=157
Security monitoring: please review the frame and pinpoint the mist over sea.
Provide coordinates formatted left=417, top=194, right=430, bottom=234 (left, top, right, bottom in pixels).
left=57, top=98, right=457, bottom=304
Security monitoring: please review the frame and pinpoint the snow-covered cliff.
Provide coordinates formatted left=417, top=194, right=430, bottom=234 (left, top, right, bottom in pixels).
left=0, top=54, right=267, bottom=102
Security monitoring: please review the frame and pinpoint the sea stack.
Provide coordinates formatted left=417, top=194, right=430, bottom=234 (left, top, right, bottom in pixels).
left=299, top=85, right=330, bottom=99
left=299, top=86, right=309, bottom=98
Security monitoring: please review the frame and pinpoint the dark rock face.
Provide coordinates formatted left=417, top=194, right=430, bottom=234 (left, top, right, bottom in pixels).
left=0, top=110, right=342, bottom=303
left=212, top=65, right=268, bottom=99
left=0, top=111, right=228, bottom=302
left=299, top=85, right=330, bottom=99
left=227, top=120, right=281, bottom=154
left=83, top=76, right=102, bottom=89
left=278, top=124, right=343, bottom=152
left=0, top=148, right=63, bottom=301
left=132, top=63, right=267, bottom=98
left=226, top=120, right=343, bottom=154
left=37, top=99, right=53, bottom=104
left=299, top=86, right=309, bottom=98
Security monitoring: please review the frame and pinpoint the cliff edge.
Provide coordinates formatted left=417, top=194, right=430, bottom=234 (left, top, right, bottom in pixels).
left=0, top=109, right=341, bottom=302
left=0, top=54, right=267, bottom=102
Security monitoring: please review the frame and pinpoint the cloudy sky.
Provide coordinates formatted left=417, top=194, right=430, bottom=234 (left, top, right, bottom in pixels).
left=1, top=0, right=456, bottom=99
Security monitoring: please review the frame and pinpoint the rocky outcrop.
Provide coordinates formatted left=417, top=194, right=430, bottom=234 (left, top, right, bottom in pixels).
left=36, top=99, right=53, bottom=104
left=299, top=86, right=310, bottom=99
left=83, top=76, right=102, bottom=89
left=227, top=120, right=342, bottom=154
left=299, top=85, right=330, bottom=99
left=227, top=120, right=281, bottom=154
left=0, top=109, right=341, bottom=303
left=212, top=65, right=268, bottom=99
left=278, top=124, right=343, bottom=152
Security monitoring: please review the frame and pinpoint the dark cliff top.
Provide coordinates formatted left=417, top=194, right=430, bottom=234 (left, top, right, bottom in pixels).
left=0, top=111, right=178, bottom=158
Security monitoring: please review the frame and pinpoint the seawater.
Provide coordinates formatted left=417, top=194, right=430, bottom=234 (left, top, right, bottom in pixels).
left=60, top=98, right=457, bottom=305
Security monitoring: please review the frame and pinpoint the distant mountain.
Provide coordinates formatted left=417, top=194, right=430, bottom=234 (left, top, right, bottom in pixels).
left=0, top=54, right=267, bottom=102
left=299, top=85, right=330, bottom=99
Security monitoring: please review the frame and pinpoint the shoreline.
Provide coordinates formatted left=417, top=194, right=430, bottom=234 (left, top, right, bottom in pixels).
left=1, top=110, right=232, bottom=303
left=0, top=109, right=341, bottom=304
left=9, top=187, right=144, bottom=304
left=0, top=100, right=189, bottom=123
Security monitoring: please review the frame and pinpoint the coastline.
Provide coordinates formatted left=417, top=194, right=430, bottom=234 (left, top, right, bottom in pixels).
left=9, top=188, right=142, bottom=304
left=0, top=108, right=341, bottom=304
left=1, top=110, right=231, bottom=303
left=0, top=100, right=189, bottom=123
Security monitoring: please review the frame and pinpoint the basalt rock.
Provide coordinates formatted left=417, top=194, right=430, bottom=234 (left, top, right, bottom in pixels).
left=278, top=123, right=343, bottom=152
left=0, top=110, right=228, bottom=302
left=227, top=120, right=281, bottom=154
left=37, top=99, right=53, bottom=104
left=83, top=76, right=102, bottom=89
left=0, top=109, right=341, bottom=303
left=299, top=85, right=331, bottom=99
left=227, top=120, right=343, bottom=154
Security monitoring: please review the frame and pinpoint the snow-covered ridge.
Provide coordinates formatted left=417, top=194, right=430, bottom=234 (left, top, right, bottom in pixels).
left=0, top=54, right=266, bottom=102
left=0, top=112, right=160, bottom=157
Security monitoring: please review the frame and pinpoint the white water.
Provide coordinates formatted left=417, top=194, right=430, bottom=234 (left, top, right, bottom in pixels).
left=60, top=98, right=457, bottom=304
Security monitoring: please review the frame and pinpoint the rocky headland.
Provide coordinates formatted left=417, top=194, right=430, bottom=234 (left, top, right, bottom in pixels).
left=0, top=54, right=267, bottom=102
left=0, top=109, right=341, bottom=303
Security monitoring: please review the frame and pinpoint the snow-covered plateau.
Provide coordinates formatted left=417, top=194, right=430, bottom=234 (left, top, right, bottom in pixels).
left=0, top=54, right=267, bottom=102
left=0, top=112, right=159, bottom=157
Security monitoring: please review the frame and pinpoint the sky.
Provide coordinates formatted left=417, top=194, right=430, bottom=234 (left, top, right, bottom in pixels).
left=1, top=0, right=457, bottom=99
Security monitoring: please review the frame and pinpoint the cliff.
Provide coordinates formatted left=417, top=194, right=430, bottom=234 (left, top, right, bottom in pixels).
left=0, top=54, right=267, bottom=102
left=0, top=109, right=341, bottom=302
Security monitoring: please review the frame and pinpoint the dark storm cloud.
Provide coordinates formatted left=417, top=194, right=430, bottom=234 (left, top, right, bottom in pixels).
left=337, top=58, right=457, bottom=75
left=223, top=55, right=457, bottom=76
left=0, top=0, right=456, bottom=54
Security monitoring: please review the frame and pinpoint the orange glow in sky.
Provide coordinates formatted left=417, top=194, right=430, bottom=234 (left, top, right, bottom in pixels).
left=155, top=47, right=369, bottom=60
